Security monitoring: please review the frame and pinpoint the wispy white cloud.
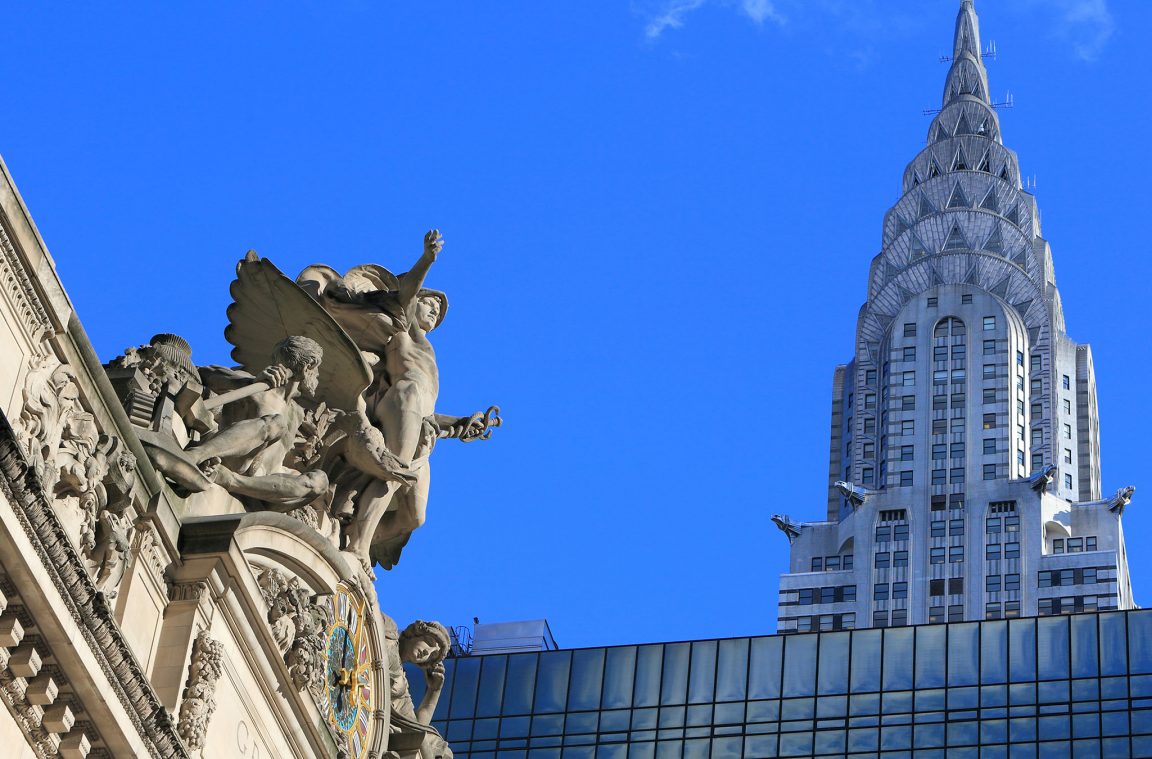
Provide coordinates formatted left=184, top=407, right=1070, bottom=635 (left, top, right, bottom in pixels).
left=644, top=0, right=708, bottom=39
left=642, top=0, right=782, bottom=40
left=1049, top=0, right=1114, bottom=61
left=740, top=0, right=782, bottom=26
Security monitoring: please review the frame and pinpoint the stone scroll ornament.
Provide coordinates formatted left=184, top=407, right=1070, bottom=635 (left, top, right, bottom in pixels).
left=177, top=630, right=224, bottom=752
left=121, top=231, right=500, bottom=572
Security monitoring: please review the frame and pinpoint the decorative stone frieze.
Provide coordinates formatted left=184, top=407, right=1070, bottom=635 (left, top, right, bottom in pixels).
left=176, top=630, right=223, bottom=752
left=0, top=413, right=188, bottom=757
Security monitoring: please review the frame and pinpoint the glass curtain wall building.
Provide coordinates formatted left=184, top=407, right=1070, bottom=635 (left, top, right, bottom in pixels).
left=424, top=610, right=1152, bottom=758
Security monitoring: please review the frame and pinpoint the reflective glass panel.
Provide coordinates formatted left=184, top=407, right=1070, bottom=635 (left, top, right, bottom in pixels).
left=1099, top=613, right=1128, bottom=677
left=915, top=625, right=947, bottom=689
left=477, top=655, right=509, bottom=717
left=749, top=637, right=783, bottom=699
left=883, top=628, right=915, bottom=691
left=948, top=623, right=979, bottom=686
left=450, top=655, right=483, bottom=719
left=688, top=641, right=717, bottom=704
left=1129, top=610, right=1152, bottom=674
left=602, top=647, right=637, bottom=709
left=818, top=631, right=851, bottom=695
left=503, top=654, right=538, bottom=715
left=982, top=621, right=1008, bottom=684
left=1009, top=619, right=1037, bottom=682
left=661, top=643, right=690, bottom=705
left=1038, top=616, right=1070, bottom=681
left=1070, top=614, right=1099, bottom=678
left=851, top=629, right=883, bottom=693
left=716, top=638, right=749, bottom=702
left=634, top=645, right=664, bottom=707
left=568, top=649, right=604, bottom=712
left=783, top=634, right=818, bottom=697
left=534, top=651, right=571, bottom=713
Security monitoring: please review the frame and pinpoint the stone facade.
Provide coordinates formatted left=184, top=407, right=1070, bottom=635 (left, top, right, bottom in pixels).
left=776, top=1, right=1135, bottom=633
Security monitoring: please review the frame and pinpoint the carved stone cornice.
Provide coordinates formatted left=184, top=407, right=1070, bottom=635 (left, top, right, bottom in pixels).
left=0, top=411, right=188, bottom=758
left=0, top=220, right=53, bottom=345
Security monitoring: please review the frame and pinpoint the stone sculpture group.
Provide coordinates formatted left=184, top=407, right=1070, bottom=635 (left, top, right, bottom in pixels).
left=9, top=228, right=494, bottom=757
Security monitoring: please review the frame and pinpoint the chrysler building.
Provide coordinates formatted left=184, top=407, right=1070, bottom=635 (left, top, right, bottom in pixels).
left=776, top=0, right=1135, bottom=633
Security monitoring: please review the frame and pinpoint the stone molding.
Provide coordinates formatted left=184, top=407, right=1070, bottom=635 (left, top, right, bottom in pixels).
left=0, top=220, right=53, bottom=345
left=0, top=410, right=188, bottom=758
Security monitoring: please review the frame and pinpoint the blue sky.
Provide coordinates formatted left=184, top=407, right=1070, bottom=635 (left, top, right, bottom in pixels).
left=1, top=0, right=1149, bottom=648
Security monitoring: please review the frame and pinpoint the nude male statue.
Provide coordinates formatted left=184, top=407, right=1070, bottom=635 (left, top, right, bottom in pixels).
left=298, top=231, right=497, bottom=568
left=193, top=336, right=329, bottom=507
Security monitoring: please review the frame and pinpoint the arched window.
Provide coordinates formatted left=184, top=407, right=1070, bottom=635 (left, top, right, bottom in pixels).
left=933, top=317, right=966, bottom=338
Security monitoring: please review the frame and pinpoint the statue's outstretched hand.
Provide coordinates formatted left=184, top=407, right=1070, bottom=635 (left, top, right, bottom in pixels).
left=423, top=229, right=443, bottom=261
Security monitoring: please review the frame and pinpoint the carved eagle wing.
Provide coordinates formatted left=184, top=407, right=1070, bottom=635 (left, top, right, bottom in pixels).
left=224, top=252, right=372, bottom=412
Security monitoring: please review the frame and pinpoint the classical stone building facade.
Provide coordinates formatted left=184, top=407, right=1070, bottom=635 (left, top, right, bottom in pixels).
left=0, top=142, right=498, bottom=753
left=775, top=1, right=1136, bottom=633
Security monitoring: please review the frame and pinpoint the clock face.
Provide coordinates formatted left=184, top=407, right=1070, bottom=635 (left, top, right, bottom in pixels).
left=325, top=585, right=375, bottom=759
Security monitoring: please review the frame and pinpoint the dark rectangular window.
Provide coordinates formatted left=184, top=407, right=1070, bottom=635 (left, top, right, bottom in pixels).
left=903, top=346, right=916, bottom=361
left=983, top=364, right=996, bottom=379
left=930, top=548, right=945, bottom=565
left=893, top=524, right=909, bottom=542
left=986, top=544, right=1001, bottom=560
left=932, top=444, right=947, bottom=460
left=811, top=557, right=823, bottom=571
left=875, top=526, right=891, bottom=542
left=950, top=492, right=965, bottom=509
left=929, top=606, right=945, bottom=624
left=901, top=395, right=915, bottom=411
left=893, top=551, right=909, bottom=567
left=927, top=297, right=938, bottom=307
left=874, top=583, right=889, bottom=601
left=985, top=602, right=1001, bottom=620
left=987, top=574, right=1001, bottom=592
left=983, top=316, right=996, bottom=331
left=892, top=582, right=908, bottom=600
left=904, top=323, right=917, bottom=337
left=962, top=294, right=973, bottom=304
left=930, top=579, right=945, bottom=596
left=1004, top=601, right=1020, bottom=618
left=826, top=556, right=841, bottom=571
left=891, top=609, right=908, bottom=627
left=931, top=520, right=946, bottom=538
left=1062, top=374, right=1071, bottom=390
left=873, top=610, right=888, bottom=628
left=900, top=445, right=914, bottom=461
left=949, top=518, right=965, bottom=536
left=1004, top=573, right=1020, bottom=592
left=932, top=419, right=947, bottom=434
left=983, top=339, right=996, bottom=355
left=983, top=388, right=997, bottom=404
left=875, top=552, right=890, bottom=569
left=899, top=471, right=914, bottom=486
left=949, top=578, right=964, bottom=595
left=948, top=605, right=965, bottom=622
left=950, top=467, right=965, bottom=483
left=983, top=414, right=997, bottom=429
left=948, top=546, right=964, bottom=563
left=983, top=464, right=997, bottom=480
left=1003, top=542, right=1020, bottom=560
left=986, top=517, right=1001, bottom=534
left=950, top=442, right=965, bottom=458
left=932, top=469, right=946, bottom=485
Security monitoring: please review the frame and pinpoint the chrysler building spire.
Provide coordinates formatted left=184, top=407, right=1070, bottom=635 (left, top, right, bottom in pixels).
left=774, top=2, right=1135, bottom=634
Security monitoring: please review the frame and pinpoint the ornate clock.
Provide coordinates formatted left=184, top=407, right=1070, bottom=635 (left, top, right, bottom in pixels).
left=325, top=584, right=375, bottom=758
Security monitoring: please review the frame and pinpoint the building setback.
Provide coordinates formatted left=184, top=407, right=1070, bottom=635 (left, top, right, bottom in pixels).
left=774, top=0, right=1135, bottom=634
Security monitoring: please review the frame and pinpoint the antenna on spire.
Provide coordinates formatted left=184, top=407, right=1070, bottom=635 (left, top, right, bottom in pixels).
left=992, top=91, right=1014, bottom=110
left=939, top=40, right=997, bottom=64
left=1025, top=175, right=1038, bottom=191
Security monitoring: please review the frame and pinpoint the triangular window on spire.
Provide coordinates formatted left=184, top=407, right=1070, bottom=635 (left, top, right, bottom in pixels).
left=947, top=183, right=969, bottom=208
left=999, top=165, right=1011, bottom=181
left=918, top=193, right=936, bottom=219
left=929, top=159, right=942, bottom=179
left=953, top=148, right=969, bottom=171
left=943, top=223, right=968, bottom=251
left=977, top=151, right=991, bottom=173
left=1006, top=203, right=1021, bottom=225
left=979, top=187, right=999, bottom=212
left=955, top=114, right=972, bottom=135
left=910, top=234, right=929, bottom=260
left=936, top=123, right=951, bottom=142
left=973, top=80, right=984, bottom=100
left=977, top=119, right=989, bottom=136
left=984, top=226, right=1003, bottom=253
left=912, top=172, right=921, bottom=187
left=892, top=215, right=908, bottom=238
